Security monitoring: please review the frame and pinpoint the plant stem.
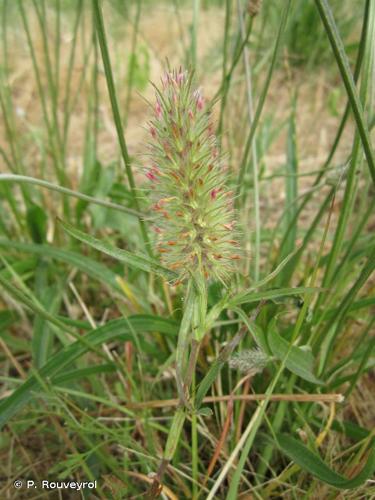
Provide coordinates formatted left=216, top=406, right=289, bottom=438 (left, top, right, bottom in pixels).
left=124, top=0, right=142, bottom=126
left=217, top=0, right=232, bottom=139
left=236, top=0, right=291, bottom=202
left=150, top=275, right=206, bottom=495
left=192, top=372, right=198, bottom=499
left=237, top=0, right=260, bottom=282
left=0, top=174, right=145, bottom=219
left=118, top=393, right=344, bottom=410
left=315, top=0, right=375, bottom=185
left=92, top=0, right=152, bottom=255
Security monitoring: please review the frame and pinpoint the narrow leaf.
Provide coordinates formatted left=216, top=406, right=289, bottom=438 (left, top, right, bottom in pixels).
left=58, top=219, right=177, bottom=281
left=0, top=174, right=143, bottom=218
left=268, top=326, right=322, bottom=384
left=277, top=433, right=375, bottom=489
left=0, top=238, right=123, bottom=292
left=315, top=0, right=375, bottom=185
left=0, top=315, right=178, bottom=429
left=228, top=287, right=321, bottom=308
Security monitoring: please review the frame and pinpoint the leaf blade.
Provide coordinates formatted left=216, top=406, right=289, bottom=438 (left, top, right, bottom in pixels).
left=0, top=315, right=178, bottom=429
left=268, top=326, right=322, bottom=384
left=58, top=219, right=177, bottom=281
left=277, top=433, right=375, bottom=489
left=228, top=287, right=321, bottom=308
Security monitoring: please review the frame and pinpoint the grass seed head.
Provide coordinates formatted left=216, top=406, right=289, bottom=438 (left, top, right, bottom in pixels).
left=229, top=348, right=268, bottom=375
left=145, top=68, right=239, bottom=283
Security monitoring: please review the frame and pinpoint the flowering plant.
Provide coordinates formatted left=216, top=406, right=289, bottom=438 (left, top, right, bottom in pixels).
left=145, top=68, right=239, bottom=285
left=145, top=68, right=241, bottom=492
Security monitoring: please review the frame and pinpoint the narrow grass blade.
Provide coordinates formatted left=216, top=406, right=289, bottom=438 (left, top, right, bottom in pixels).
left=92, top=0, right=151, bottom=253
left=277, top=433, right=375, bottom=489
left=236, top=0, right=291, bottom=199
left=194, top=325, right=247, bottom=409
left=53, top=364, right=116, bottom=385
left=32, top=271, right=61, bottom=368
left=314, top=248, right=375, bottom=363
left=58, top=219, right=177, bottom=281
left=0, top=315, right=177, bottom=429
left=0, top=174, right=145, bottom=218
left=0, top=272, right=107, bottom=360
left=228, top=286, right=321, bottom=308
left=268, top=325, right=322, bottom=384
left=252, top=246, right=301, bottom=291
left=0, top=238, right=123, bottom=292
left=278, top=101, right=298, bottom=284
left=315, top=0, right=375, bottom=185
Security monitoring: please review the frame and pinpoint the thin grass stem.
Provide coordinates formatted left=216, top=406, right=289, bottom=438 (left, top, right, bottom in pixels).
left=92, top=0, right=151, bottom=254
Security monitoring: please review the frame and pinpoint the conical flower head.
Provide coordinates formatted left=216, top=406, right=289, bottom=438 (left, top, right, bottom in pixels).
left=145, top=69, right=239, bottom=283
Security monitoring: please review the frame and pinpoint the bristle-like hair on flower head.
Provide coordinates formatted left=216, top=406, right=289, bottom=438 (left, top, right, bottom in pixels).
left=229, top=348, right=268, bottom=375
left=145, top=68, right=240, bottom=284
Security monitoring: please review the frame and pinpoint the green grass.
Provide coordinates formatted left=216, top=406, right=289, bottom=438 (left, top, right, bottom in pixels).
left=0, top=0, right=374, bottom=498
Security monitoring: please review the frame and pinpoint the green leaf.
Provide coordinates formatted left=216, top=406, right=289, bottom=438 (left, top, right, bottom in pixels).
left=127, top=45, right=150, bottom=91
left=89, top=164, right=117, bottom=229
left=58, top=219, right=177, bottom=281
left=0, top=174, right=144, bottom=219
left=268, top=323, right=322, bottom=384
left=195, top=310, right=253, bottom=409
left=0, top=271, right=106, bottom=359
left=315, top=0, right=375, bottom=185
left=53, top=364, right=116, bottom=385
left=0, top=315, right=178, bottom=429
left=196, top=407, right=213, bottom=417
left=76, top=159, right=102, bottom=219
left=32, top=282, right=62, bottom=368
left=331, top=420, right=371, bottom=442
left=26, top=204, right=47, bottom=244
left=228, top=287, right=320, bottom=308
left=0, top=310, right=18, bottom=331
left=249, top=247, right=301, bottom=291
left=0, top=238, right=122, bottom=292
left=277, top=433, right=375, bottom=489
left=233, top=307, right=269, bottom=354
left=314, top=296, right=375, bottom=324
left=277, top=100, right=298, bottom=285
left=0, top=310, right=27, bottom=352
left=92, top=0, right=151, bottom=251
left=0, top=257, right=36, bottom=281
